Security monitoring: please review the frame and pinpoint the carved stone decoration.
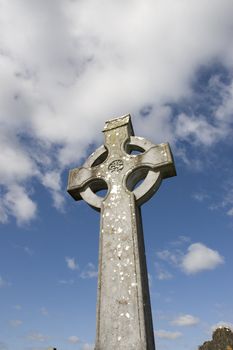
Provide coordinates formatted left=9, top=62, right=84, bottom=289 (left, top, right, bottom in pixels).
left=108, top=159, right=124, bottom=173
left=67, top=114, right=176, bottom=350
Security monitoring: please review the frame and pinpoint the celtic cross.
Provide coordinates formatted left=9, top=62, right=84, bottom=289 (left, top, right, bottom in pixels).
left=67, top=114, right=176, bottom=350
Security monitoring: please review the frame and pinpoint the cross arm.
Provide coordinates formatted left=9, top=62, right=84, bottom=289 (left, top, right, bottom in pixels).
left=138, top=143, right=176, bottom=178
left=128, top=138, right=176, bottom=179
left=67, top=166, right=95, bottom=201
left=125, top=137, right=176, bottom=206
left=67, top=145, right=108, bottom=203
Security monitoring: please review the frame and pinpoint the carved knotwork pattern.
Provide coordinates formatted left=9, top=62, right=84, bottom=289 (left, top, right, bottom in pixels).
left=108, top=159, right=124, bottom=173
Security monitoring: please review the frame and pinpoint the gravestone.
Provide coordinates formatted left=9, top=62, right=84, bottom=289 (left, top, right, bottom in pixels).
left=67, top=114, right=176, bottom=350
left=199, top=327, right=233, bottom=350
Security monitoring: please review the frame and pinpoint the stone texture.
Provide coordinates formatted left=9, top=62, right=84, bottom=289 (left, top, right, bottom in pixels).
left=199, top=328, right=233, bottom=350
left=67, top=114, right=176, bottom=350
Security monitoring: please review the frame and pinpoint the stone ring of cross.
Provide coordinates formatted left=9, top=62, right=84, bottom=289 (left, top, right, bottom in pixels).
left=78, top=137, right=163, bottom=209
left=68, top=115, right=176, bottom=211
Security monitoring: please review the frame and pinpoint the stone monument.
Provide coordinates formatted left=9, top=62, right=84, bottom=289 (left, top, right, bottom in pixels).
left=199, top=327, right=233, bottom=350
left=67, top=114, right=176, bottom=350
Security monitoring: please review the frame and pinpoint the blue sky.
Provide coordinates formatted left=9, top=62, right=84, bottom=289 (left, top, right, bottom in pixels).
left=0, top=0, right=233, bottom=349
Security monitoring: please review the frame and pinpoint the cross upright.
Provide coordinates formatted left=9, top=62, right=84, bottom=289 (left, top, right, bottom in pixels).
left=67, top=114, right=176, bottom=350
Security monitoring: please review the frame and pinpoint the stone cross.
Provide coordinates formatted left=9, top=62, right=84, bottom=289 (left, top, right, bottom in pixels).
left=67, top=114, right=176, bottom=350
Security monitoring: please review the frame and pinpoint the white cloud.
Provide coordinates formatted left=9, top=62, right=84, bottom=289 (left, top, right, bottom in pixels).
left=0, top=200, right=8, bottom=224
left=41, top=171, right=61, bottom=192
left=68, top=335, right=80, bottom=344
left=175, top=113, right=226, bottom=146
left=181, top=243, right=224, bottom=274
left=155, top=329, right=182, bottom=340
left=1, top=185, right=37, bottom=225
left=156, top=249, right=181, bottom=266
left=155, top=263, right=173, bottom=280
left=0, top=0, right=233, bottom=224
left=81, top=344, right=94, bottom=350
left=170, top=235, right=191, bottom=246
left=27, top=332, right=48, bottom=342
left=172, top=314, right=199, bottom=326
left=41, top=171, right=64, bottom=210
left=65, top=257, right=79, bottom=271
left=80, top=263, right=98, bottom=279
left=58, top=279, right=74, bottom=285
left=0, top=136, right=36, bottom=184
left=215, top=82, right=233, bottom=123
left=192, top=192, right=209, bottom=202
left=157, top=242, right=225, bottom=275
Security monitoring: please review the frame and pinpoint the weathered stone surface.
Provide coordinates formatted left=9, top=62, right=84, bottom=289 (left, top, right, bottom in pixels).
left=199, top=327, right=233, bottom=350
left=67, top=114, right=176, bottom=350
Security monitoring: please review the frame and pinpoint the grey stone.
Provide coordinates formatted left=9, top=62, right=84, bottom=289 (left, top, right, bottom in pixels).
left=199, top=327, right=233, bottom=350
left=67, top=114, right=176, bottom=350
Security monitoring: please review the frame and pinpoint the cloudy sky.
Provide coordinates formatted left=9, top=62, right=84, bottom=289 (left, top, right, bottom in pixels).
left=0, top=0, right=233, bottom=349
